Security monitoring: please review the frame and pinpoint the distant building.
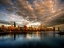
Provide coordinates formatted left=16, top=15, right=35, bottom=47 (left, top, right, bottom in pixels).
left=17, top=26, right=20, bottom=30
left=24, top=25, right=28, bottom=30
left=1, top=25, right=6, bottom=29
left=14, top=22, right=16, bottom=27
left=53, top=27, right=55, bottom=31
left=8, top=25, right=15, bottom=30
left=58, top=27, right=60, bottom=31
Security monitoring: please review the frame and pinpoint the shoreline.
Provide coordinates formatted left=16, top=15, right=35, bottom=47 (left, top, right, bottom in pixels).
left=0, top=31, right=64, bottom=35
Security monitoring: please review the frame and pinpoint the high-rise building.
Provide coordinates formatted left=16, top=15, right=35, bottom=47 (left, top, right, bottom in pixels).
left=53, top=27, right=55, bottom=31
left=1, top=25, right=5, bottom=29
left=14, top=22, right=16, bottom=27
left=58, top=27, right=60, bottom=31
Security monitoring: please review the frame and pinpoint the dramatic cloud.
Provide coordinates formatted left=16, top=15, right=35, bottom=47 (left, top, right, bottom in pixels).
left=0, top=20, right=12, bottom=25
left=43, top=10, right=64, bottom=26
left=15, top=0, right=64, bottom=23
left=0, top=0, right=13, bottom=6
left=0, top=0, right=64, bottom=27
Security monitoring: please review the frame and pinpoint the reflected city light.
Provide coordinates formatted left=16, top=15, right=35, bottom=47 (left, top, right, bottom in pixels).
left=36, top=31, right=39, bottom=38
left=26, top=34, right=32, bottom=39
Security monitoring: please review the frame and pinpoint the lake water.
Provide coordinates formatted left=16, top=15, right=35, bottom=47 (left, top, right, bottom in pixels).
left=0, top=31, right=64, bottom=48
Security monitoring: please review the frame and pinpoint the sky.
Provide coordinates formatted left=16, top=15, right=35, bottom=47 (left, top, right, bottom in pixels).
left=0, top=0, right=64, bottom=30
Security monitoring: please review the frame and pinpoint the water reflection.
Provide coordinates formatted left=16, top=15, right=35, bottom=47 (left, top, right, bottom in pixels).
left=0, top=31, right=64, bottom=48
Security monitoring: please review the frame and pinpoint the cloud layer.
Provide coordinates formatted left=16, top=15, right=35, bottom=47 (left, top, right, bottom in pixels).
left=0, top=0, right=64, bottom=26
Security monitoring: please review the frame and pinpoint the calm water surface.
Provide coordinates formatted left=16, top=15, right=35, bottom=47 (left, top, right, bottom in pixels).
left=0, top=31, right=64, bottom=48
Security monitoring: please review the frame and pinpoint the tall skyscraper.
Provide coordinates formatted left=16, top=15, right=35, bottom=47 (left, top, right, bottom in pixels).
left=53, top=27, right=55, bottom=31
left=58, top=27, right=60, bottom=31
left=14, top=22, right=16, bottom=27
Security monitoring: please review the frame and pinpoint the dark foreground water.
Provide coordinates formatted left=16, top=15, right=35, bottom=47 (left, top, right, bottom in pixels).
left=0, top=31, right=64, bottom=48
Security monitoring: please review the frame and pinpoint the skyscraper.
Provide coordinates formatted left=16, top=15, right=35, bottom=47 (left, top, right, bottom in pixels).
left=53, top=27, right=55, bottom=31
left=58, top=27, right=60, bottom=31
left=14, top=22, right=16, bottom=27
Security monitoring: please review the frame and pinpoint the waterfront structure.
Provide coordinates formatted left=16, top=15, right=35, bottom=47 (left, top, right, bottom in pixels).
left=8, top=25, right=15, bottom=30
left=0, top=24, right=61, bottom=33
left=58, top=27, right=60, bottom=31
left=14, top=22, right=16, bottom=27
left=17, top=26, right=20, bottom=30
left=53, top=27, right=55, bottom=31
left=24, top=25, right=28, bottom=30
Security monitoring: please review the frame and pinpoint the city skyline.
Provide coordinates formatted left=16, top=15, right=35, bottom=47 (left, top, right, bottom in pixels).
left=0, top=0, right=64, bottom=31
